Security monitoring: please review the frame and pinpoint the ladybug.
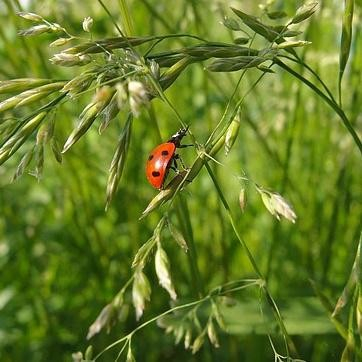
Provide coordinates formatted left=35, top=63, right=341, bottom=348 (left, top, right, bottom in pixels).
left=146, top=127, right=189, bottom=189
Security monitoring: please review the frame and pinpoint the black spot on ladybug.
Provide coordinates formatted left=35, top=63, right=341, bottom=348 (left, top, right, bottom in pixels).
left=148, top=154, right=154, bottom=161
left=161, top=150, right=169, bottom=156
left=152, top=171, right=161, bottom=177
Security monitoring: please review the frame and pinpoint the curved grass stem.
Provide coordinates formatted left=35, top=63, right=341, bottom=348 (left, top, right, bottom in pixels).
left=204, top=162, right=299, bottom=359
left=274, top=58, right=362, bottom=155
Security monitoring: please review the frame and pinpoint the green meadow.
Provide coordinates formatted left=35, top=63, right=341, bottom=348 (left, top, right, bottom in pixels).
left=0, top=1, right=361, bottom=361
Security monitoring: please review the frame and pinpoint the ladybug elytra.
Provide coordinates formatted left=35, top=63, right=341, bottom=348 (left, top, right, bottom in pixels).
left=146, top=127, right=189, bottom=189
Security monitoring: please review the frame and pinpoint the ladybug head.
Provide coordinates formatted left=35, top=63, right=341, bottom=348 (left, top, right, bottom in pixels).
left=168, top=126, right=189, bottom=147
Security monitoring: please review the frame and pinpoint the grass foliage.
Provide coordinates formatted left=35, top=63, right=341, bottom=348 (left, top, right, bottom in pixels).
left=0, top=0, right=361, bottom=361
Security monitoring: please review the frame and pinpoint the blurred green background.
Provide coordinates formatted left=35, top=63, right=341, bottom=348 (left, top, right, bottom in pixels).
left=0, top=0, right=361, bottom=361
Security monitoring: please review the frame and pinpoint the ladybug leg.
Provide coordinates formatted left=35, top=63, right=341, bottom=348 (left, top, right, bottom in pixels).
left=173, top=153, right=188, bottom=171
left=178, top=144, right=193, bottom=148
left=170, top=155, right=180, bottom=173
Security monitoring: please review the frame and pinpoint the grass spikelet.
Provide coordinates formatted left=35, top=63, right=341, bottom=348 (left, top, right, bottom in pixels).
left=105, top=114, right=132, bottom=210
left=0, top=82, right=66, bottom=113
left=62, top=87, right=115, bottom=153
left=0, top=78, right=52, bottom=94
left=0, top=112, right=47, bottom=165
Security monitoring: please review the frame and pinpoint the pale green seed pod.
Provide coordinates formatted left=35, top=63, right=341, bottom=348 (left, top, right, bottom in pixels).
left=191, top=332, right=205, bottom=354
left=274, top=40, right=311, bottom=50
left=84, top=345, right=93, bottom=361
left=126, top=346, right=135, bottom=362
left=155, top=246, right=177, bottom=300
left=0, top=111, right=47, bottom=165
left=105, top=115, right=132, bottom=210
left=291, top=2, right=318, bottom=24
left=167, top=221, right=188, bottom=251
left=357, top=293, right=362, bottom=336
left=82, top=17, right=93, bottom=32
left=17, top=12, right=43, bottom=22
left=51, top=138, right=62, bottom=163
left=61, top=73, right=94, bottom=98
left=132, top=270, right=151, bottom=320
left=86, top=303, right=114, bottom=339
left=18, top=24, right=51, bottom=36
left=140, top=171, right=189, bottom=219
left=174, top=325, right=184, bottom=344
left=184, top=328, right=192, bottom=349
left=207, top=319, right=220, bottom=348
left=62, top=87, right=115, bottom=153
left=0, top=78, right=51, bottom=94
left=149, top=59, right=160, bottom=80
left=99, top=93, right=120, bottom=134
left=128, top=81, right=149, bottom=116
left=12, top=147, right=35, bottom=182
left=257, top=185, right=297, bottom=223
left=49, top=37, right=73, bottom=47
left=239, top=187, right=246, bottom=212
left=50, top=53, right=91, bottom=67
left=225, top=113, right=240, bottom=155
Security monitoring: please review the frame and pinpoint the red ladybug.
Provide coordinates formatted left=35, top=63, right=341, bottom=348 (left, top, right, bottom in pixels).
left=146, top=127, right=189, bottom=189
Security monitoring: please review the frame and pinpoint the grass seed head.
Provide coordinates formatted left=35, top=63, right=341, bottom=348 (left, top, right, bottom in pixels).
left=0, top=112, right=47, bottom=165
left=291, top=2, right=318, bottom=24
left=63, top=87, right=115, bottom=153
left=257, top=186, right=297, bottom=223
left=0, top=78, right=51, bottom=94
left=128, top=80, right=149, bottom=116
left=18, top=24, right=51, bottom=36
left=132, top=270, right=151, bottom=320
left=82, top=17, right=94, bottom=33
left=62, top=73, right=94, bottom=98
left=17, top=12, right=44, bottom=22
left=357, top=293, right=362, bottom=336
left=191, top=332, right=205, bottom=354
left=155, top=246, right=177, bottom=300
left=50, top=53, right=91, bottom=67
left=225, top=112, right=241, bottom=155
left=207, top=319, right=220, bottom=348
left=86, top=303, right=116, bottom=339
left=49, top=37, right=73, bottom=47
left=239, top=187, right=246, bottom=212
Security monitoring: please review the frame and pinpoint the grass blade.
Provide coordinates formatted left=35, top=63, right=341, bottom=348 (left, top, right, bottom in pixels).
left=339, top=0, right=354, bottom=105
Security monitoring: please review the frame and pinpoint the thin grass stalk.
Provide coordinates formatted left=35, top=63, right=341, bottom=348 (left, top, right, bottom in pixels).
left=204, top=162, right=298, bottom=359
left=176, top=194, right=205, bottom=297
left=265, top=83, right=302, bottom=281
left=321, top=165, right=346, bottom=285
left=274, top=58, right=362, bottom=155
left=281, top=54, right=337, bottom=105
left=339, top=0, right=354, bottom=107
left=94, top=296, right=209, bottom=360
left=95, top=277, right=260, bottom=360
left=97, top=0, right=124, bottom=36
